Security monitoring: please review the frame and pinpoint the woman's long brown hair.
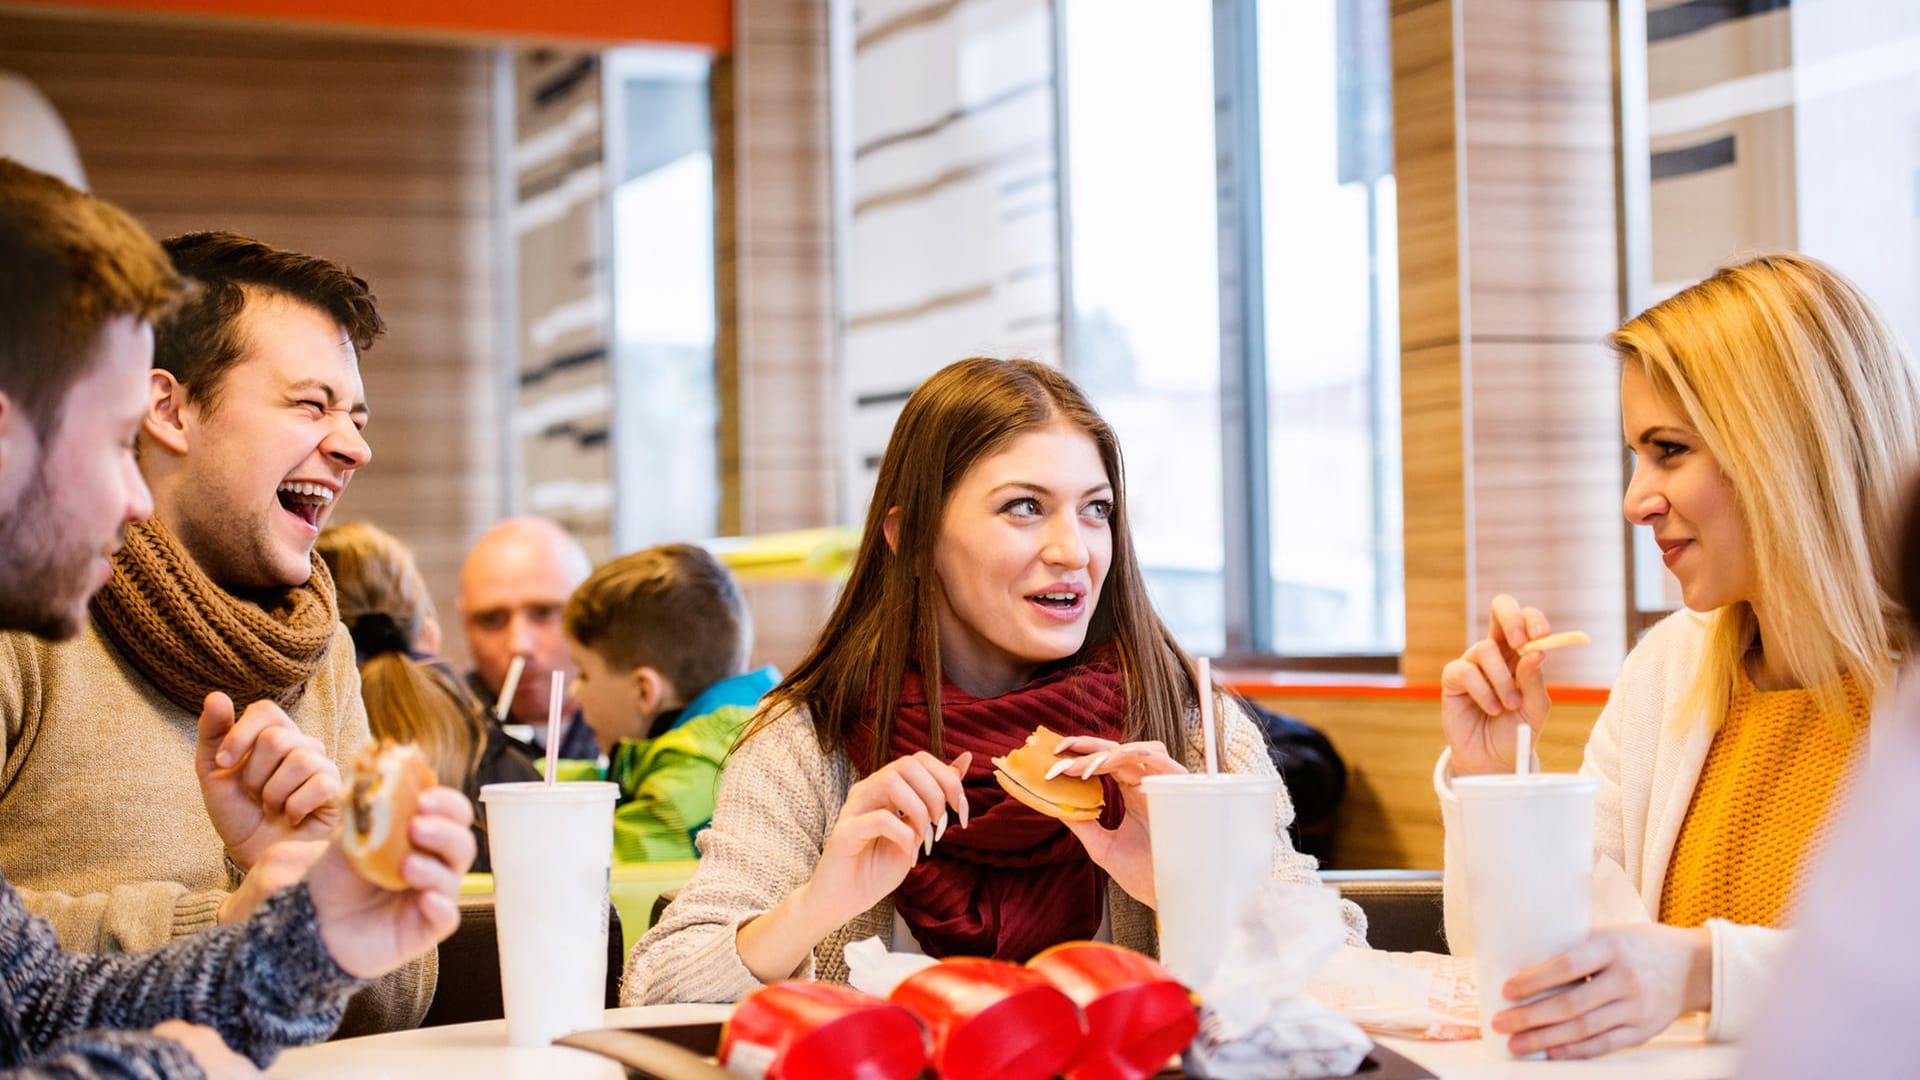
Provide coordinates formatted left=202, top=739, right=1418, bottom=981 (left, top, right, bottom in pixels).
left=754, top=358, right=1202, bottom=771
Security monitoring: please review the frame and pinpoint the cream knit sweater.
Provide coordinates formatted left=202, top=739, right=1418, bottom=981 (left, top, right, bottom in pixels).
left=0, top=617, right=436, bottom=1033
left=624, top=696, right=1366, bottom=1004
left=1434, top=609, right=1889, bottom=1042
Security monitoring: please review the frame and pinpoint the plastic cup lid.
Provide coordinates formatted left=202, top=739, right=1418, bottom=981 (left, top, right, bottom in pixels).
left=479, top=780, right=620, bottom=804
left=1453, top=773, right=1597, bottom=797
left=1140, top=773, right=1281, bottom=793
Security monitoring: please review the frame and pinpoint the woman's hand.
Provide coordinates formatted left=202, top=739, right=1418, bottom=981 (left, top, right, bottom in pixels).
left=808, top=751, right=972, bottom=925
left=736, top=751, right=970, bottom=985
left=1441, top=594, right=1555, bottom=776
left=1051, top=736, right=1187, bottom=908
left=1492, top=924, right=1712, bottom=1059
left=151, top=1021, right=261, bottom=1079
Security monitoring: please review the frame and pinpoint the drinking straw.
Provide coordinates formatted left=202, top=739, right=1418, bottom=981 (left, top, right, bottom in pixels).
left=1514, top=722, right=1532, bottom=777
left=495, top=654, right=526, bottom=723
left=544, top=670, right=563, bottom=786
left=1197, top=656, right=1219, bottom=775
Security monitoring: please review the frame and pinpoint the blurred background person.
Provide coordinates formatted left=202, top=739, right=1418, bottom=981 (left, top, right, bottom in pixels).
left=562, top=542, right=778, bottom=864
left=457, top=516, right=599, bottom=762
left=1737, top=479, right=1920, bottom=1077
left=319, top=521, right=539, bottom=872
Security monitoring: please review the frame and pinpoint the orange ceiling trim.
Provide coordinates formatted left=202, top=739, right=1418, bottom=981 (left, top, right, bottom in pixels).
left=30, top=0, right=731, bottom=49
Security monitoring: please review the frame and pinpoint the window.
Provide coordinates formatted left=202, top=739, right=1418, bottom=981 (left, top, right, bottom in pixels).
left=1061, top=0, right=1225, bottom=654
left=604, top=49, right=720, bottom=549
left=1062, top=0, right=1402, bottom=662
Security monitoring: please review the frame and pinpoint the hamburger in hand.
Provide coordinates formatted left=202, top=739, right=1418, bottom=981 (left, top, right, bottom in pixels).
left=993, top=725, right=1105, bottom=822
left=341, top=739, right=436, bottom=891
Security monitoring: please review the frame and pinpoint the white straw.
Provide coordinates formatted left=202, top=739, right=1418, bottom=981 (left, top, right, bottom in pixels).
left=1514, top=723, right=1532, bottom=777
left=1197, top=656, right=1219, bottom=775
left=495, top=654, right=526, bottom=722
left=544, top=670, right=563, bottom=786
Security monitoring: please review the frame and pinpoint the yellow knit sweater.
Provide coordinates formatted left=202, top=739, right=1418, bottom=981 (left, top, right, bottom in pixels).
left=1660, top=666, right=1869, bottom=929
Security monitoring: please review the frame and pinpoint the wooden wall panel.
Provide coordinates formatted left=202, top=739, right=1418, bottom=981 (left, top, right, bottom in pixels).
left=1398, top=342, right=1470, bottom=682
left=1250, top=690, right=1603, bottom=870
left=1390, top=0, right=1627, bottom=687
left=0, top=12, right=501, bottom=667
left=728, top=0, right=840, bottom=672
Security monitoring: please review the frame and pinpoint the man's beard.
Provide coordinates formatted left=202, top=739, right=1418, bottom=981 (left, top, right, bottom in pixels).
left=0, top=467, right=109, bottom=641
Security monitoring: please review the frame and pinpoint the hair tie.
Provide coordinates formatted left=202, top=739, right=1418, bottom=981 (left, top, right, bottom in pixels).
left=349, top=611, right=412, bottom=663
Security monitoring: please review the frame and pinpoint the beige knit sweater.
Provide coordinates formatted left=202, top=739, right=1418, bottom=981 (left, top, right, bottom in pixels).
left=623, top=696, right=1366, bottom=1004
left=0, top=617, right=436, bottom=1034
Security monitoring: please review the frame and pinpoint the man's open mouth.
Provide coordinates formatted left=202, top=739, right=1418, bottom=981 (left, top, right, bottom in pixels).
left=276, top=481, right=334, bottom=529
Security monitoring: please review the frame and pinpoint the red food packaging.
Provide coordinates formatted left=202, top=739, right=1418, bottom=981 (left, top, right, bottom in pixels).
left=1029, top=942, right=1200, bottom=1080
left=718, top=981, right=926, bottom=1080
left=890, top=958, right=1088, bottom=1080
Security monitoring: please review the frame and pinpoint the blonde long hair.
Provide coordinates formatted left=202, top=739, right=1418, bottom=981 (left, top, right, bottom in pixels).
left=1608, top=253, right=1920, bottom=730
left=317, top=522, right=485, bottom=790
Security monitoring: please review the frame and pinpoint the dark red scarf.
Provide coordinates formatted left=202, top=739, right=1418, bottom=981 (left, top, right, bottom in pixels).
left=846, top=648, right=1128, bottom=961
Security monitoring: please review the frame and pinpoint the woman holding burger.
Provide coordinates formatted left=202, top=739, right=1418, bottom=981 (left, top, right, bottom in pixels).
left=1437, top=253, right=1920, bottom=1059
left=626, top=358, right=1362, bottom=1003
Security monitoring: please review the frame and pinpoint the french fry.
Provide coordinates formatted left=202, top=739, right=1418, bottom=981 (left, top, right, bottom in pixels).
left=1516, top=630, right=1591, bottom=657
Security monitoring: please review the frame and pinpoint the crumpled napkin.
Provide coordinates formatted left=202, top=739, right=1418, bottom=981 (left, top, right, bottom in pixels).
left=1183, top=882, right=1372, bottom=1079
left=844, top=935, right=938, bottom=998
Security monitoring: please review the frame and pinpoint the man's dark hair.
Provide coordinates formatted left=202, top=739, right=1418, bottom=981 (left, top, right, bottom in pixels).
left=155, top=231, right=384, bottom=411
left=0, top=159, right=182, bottom=437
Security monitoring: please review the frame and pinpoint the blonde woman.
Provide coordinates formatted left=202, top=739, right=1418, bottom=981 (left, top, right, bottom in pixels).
left=318, top=523, right=539, bottom=871
left=1437, top=253, right=1920, bottom=1059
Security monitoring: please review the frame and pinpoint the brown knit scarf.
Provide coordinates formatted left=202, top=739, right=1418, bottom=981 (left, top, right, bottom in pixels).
left=90, top=517, right=340, bottom=713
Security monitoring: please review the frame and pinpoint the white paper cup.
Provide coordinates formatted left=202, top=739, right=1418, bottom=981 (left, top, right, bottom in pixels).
left=479, top=781, right=618, bottom=1047
left=1454, top=773, right=1596, bottom=1060
left=1142, top=773, right=1280, bottom=990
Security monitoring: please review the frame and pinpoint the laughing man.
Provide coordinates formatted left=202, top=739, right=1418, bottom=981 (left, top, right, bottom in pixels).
left=0, top=230, right=434, bottom=1033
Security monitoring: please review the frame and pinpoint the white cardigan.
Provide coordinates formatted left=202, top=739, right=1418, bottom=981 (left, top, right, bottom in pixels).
left=1433, top=609, right=1884, bottom=1042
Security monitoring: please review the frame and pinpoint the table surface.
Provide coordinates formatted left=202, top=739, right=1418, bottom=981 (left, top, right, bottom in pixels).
left=271, top=1008, right=1739, bottom=1080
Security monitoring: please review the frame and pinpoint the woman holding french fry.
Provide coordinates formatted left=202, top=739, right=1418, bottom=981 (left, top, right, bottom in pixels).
left=1436, top=253, right=1920, bottom=1059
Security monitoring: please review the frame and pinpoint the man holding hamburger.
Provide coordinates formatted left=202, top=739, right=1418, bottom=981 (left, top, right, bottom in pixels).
left=0, top=159, right=474, bottom=1076
left=0, top=220, right=433, bottom=1031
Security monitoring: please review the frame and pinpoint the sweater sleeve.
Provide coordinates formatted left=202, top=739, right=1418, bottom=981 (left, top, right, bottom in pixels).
left=622, top=707, right=839, bottom=1005
left=0, top=873, right=363, bottom=1070
left=1702, top=919, right=1789, bottom=1041
left=1, top=1030, right=202, bottom=1080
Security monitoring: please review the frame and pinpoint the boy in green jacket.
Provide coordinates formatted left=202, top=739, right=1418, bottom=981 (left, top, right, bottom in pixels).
left=563, top=544, right=777, bottom=863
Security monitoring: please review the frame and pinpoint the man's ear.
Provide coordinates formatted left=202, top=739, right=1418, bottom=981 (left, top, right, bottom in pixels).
left=883, top=506, right=903, bottom=553
left=144, top=369, right=191, bottom=455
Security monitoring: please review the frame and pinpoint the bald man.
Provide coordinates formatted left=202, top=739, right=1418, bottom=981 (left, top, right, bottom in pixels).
left=457, top=517, right=601, bottom=761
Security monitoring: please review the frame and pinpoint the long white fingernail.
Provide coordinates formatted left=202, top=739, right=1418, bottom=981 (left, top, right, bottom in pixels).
left=1053, top=739, right=1073, bottom=755
left=959, top=799, right=969, bottom=830
left=923, top=824, right=933, bottom=856
left=1045, top=758, right=1074, bottom=781
left=935, top=811, right=948, bottom=843
left=1079, top=752, right=1109, bottom=779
